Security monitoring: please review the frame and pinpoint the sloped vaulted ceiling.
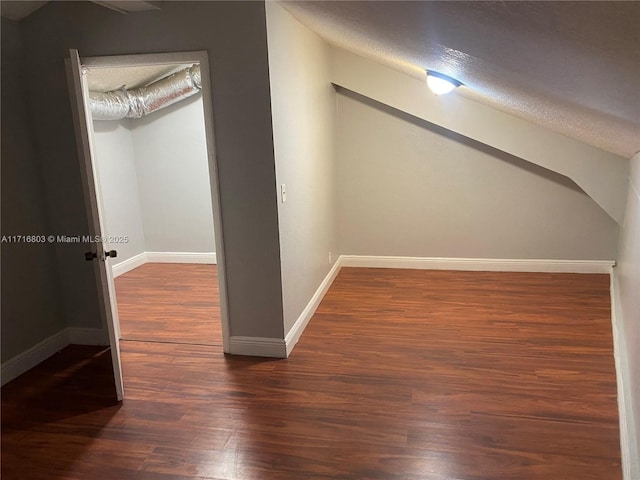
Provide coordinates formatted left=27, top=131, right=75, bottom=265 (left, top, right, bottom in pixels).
left=282, top=1, right=640, bottom=159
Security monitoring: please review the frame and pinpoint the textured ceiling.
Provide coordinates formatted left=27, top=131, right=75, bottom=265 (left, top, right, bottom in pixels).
left=282, top=1, right=640, bottom=158
left=86, top=64, right=190, bottom=92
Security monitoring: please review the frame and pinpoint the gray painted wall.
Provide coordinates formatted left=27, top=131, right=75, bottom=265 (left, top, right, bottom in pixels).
left=329, top=47, right=629, bottom=224
left=92, top=96, right=215, bottom=263
left=337, top=90, right=619, bottom=260
left=19, top=1, right=284, bottom=338
left=92, top=120, right=146, bottom=262
left=266, top=2, right=339, bottom=334
left=131, top=96, right=216, bottom=254
left=616, top=152, right=640, bottom=474
left=1, top=18, right=66, bottom=362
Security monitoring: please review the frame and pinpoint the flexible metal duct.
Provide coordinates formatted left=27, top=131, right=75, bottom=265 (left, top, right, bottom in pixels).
left=89, top=64, right=201, bottom=120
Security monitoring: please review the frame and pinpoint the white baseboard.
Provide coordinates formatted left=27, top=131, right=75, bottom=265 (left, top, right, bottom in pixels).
left=611, top=272, right=640, bottom=480
left=1, top=327, right=108, bottom=386
left=227, top=258, right=344, bottom=359
left=226, top=255, right=613, bottom=359
left=112, top=252, right=147, bottom=277
left=112, top=251, right=217, bottom=277
left=285, top=258, right=343, bottom=356
left=340, top=255, right=614, bottom=274
left=1, top=329, right=69, bottom=386
left=228, top=336, right=287, bottom=358
left=145, top=251, right=217, bottom=265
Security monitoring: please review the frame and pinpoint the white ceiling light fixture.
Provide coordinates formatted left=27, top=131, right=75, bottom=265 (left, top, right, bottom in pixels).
left=426, top=70, right=462, bottom=95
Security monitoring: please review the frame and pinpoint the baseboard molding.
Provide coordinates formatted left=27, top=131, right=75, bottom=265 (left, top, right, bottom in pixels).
left=285, top=258, right=343, bottom=356
left=1, top=327, right=108, bottom=386
left=112, top=251, right=217, bottom=277
left=112, top=252, right=146, bottom=277
left=227, top=255, right=613, bottom=359
left=1, top=329, right=69, bottom=386
left=340, top=255, right=614, bottom=274
left=610, top=272, right=640, bottom=480
left=228, top=336, right=287, bottom=358
left=145, top=251, right=217, bottom=265
left=68, top=327, right=109, bottom=346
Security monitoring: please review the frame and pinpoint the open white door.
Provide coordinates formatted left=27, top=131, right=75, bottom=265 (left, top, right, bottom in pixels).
left=65, top=49, right=124, bottom=401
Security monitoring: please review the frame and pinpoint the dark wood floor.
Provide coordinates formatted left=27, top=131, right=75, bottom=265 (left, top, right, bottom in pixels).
left=2, top=267, right=621, bottom=479
left=114, top=263, right=222, bottom=345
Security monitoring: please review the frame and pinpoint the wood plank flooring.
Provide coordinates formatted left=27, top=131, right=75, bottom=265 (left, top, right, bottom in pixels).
left=114, top=263, right=222, bottom=345
left=2, top=267, right=621, bottom=479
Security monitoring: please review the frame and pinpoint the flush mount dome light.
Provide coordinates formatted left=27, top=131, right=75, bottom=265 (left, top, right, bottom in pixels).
left=426, top=70, right=462, bottom=95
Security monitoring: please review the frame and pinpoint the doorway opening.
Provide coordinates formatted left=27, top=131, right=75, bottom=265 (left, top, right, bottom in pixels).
left=67, top=50, right=230, bottom=399
left=87, top=62, right=222, bottom=347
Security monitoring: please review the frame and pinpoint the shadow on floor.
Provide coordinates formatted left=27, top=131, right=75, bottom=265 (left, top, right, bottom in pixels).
left=1, top=345, right=121, bottom=478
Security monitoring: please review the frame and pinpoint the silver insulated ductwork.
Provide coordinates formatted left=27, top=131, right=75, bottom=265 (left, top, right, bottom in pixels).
left=89, top=64, right=201, bottom=121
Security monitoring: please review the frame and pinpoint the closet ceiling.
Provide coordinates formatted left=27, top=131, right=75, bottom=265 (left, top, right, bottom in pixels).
left=86, top=64, right=190, bottom=93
